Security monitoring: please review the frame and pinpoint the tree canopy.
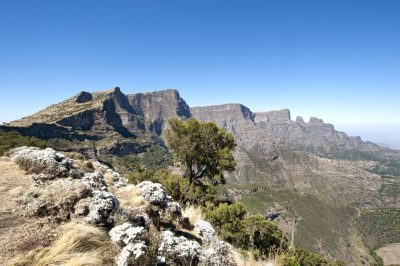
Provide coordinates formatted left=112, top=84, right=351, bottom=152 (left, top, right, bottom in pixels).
left=163, top=117, right=236, bottom=184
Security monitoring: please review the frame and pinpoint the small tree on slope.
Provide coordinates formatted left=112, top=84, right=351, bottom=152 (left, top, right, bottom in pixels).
left=164, top=117, right=236, bottom=185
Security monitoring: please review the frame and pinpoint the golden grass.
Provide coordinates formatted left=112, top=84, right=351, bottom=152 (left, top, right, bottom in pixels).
left=8, top=186, right=25, bottom=197
left=182, top=205, right=203, bottom=225
left=8, top=222, right=115, bottom=266
left=231, top=250, right=279, bottom=266
left=114, top=184, right=148, bottom=210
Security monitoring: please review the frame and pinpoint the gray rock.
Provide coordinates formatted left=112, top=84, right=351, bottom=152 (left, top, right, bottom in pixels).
left=109, top=223, right=147, bottom=266
left=10, top=147, right=80, bottom=179
left=199, top=240, right=233, bottom=266
left=116, top=242, right=147, bottom=266
left=109, top=223, right=145, bottom=246
left=137, top=181, right=171, bottom=208
left=76, top=91, right=93, bottom=103
left=194, top=220, right=215, bottom=239
left=85, top=190, right=119, bottom=225
left=158, top=230, right=201, bottom=262
left=82, top=171, right=108, bottom=191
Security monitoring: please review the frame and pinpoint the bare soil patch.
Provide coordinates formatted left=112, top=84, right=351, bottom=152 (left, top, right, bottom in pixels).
left=377, top=243, right=400, bottom=266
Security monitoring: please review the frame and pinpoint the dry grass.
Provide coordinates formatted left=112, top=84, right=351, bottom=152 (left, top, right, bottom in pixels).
left=0, top=160, right=57, bottom=264
left=182, top=205, right=203, bottom=225
left=231, top=250, right=278, bottom=266
left=112, top=184, right=148, bottom=210
left=8, top=222, right=116, bottom=266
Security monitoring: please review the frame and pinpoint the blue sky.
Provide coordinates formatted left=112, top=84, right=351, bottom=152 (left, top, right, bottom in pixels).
left=0, top=1, right=399, bottom=146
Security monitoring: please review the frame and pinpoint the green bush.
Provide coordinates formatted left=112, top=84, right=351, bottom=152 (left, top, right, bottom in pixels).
left=203, top=202, right=287, bottom=258
left=0, top=131, right=48, bottom=156
left=281, top=256, right=301, bottom=266
left=112, top=145, right=172, bottom=173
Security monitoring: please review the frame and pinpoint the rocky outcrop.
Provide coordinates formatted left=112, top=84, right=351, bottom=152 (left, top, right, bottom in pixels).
left=10, top=146, right=81, bottom=180
left=10, top=147, right=120, bottom=225
left=76, top=91, right=93, bottom=103
left=109, top=223, right=147, bottom=266
left=8, top=146, right=236, bottom=266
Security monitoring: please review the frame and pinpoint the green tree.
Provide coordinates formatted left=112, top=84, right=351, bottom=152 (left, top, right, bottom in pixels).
left=164, top=118, right=236, bottom=184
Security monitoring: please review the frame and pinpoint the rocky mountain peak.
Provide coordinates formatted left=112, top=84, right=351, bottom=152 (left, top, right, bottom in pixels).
left=1, top=87, right=191, bottom=143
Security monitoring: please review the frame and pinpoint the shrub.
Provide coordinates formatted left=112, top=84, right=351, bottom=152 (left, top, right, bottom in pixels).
left=0, top=131, right=48, bottom=156
left=281, top=255, right=301, bottom=266
left=242, top=214, right=286, bottom=254
left=203, top=202, right=287, bottom=258
left=164, top=117, right=236, bottom=184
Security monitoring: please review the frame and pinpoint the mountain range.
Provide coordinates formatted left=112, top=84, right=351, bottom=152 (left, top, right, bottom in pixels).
left=1, top=87, right=399, bottom=264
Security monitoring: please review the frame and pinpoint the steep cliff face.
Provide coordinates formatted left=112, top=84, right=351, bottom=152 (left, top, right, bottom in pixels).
left=127, top=89, right=191, bottom=134
left=191, top=104, right=386, bottom=154
left=6, top=87, right=190, bottom=137
left=190, top=104, right=395, bottom=205
left=1, top=87, right=191, bottom=160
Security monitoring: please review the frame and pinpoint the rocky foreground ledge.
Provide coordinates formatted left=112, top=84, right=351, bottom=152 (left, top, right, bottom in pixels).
left=3, top=147, right=237, bottom=266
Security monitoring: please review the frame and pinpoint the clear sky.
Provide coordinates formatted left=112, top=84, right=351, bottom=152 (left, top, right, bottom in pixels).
left=0, top=1, right=399, bottom=147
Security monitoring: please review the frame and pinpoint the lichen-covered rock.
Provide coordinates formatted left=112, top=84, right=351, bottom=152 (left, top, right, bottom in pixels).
left=109, top=223, right=145, bottom=246
left=158, top=230, right=201, bottom=263
left=137, top=181, right=171, bottom=208
left=195, top=220, right=215, bottom=239
left=85, top=190, right=119, bottom=225
left=199, top=240, right=234, bottom=266
left=16, top=179, right=89, bottom=221
left=109, top=223, right=147, bottom=266
left=117, top=241, right=147, bottom=266
left=82, top=171, right=108, bottom=191
left=166, top=201, right=182, bottom=219
left=10, top=147, right=80, bottom=179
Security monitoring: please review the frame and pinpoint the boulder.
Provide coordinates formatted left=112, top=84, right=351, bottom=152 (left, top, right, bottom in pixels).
left=10, top=147, right=80, bottom=179
left=82, top=171, right=108, bottom=191
left=194, top=220, right=215, bottom=239
left=85, top=190, right=119, bottom=226
left=109, top=223, right=147, bottom=266
left=109, top=223, right=145, bottom=246
left=137, top=181, right=171, bottom=208
left=158, top=230, right=201, bottom=264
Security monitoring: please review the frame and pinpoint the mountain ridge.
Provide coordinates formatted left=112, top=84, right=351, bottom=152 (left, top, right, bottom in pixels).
left=1, top=87, right=399, bottom=263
